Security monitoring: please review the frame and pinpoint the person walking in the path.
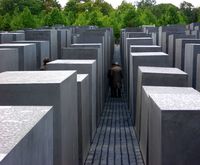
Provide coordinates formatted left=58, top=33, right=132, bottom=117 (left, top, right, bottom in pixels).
left=108, top=62, right=123, bottom=97
left=40, top=58, right=50, bottom=70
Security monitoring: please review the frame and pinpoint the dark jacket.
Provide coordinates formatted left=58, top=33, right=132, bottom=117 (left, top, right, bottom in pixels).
left=108, top=65, right=123, bottom=88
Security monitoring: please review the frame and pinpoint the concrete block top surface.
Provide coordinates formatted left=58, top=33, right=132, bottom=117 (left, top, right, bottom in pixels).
left=14, top=40, right=48, bottom=43
left=0, top=43, right=34, bottom=47
left=143, top=86, right=196, bottom=96
left=72, top=43, right=101, bottom=46
left=127, top=37, right=152, bottom=40
left=139, top=66, right=187, bottom=75
left=0, top=106, right=52, bottom=161
left=143, top=87, right=200, bottom=111
left=186, top=43, right=200, bottom=47
left=150, top=89, right=200, bottom=110
left=0, top=71, right=76, bottom=84
left=177, top=38, right=200, bottom=42
left=0, top=48, right=18, bottom=51
left=77, top=74, right=88, bottom=82
left=131, top=52, right=168, bottom=56
left=63, top=47, right=97, bottom=50
left=130, top=45, right=161, bottom=48
left=48, top=59, right=96, bottom=65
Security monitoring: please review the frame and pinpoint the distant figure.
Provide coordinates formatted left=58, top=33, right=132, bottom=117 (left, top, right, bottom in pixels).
left=108, top=62, right=123, bottom=97
left=40, top=58, right=50, bottom=70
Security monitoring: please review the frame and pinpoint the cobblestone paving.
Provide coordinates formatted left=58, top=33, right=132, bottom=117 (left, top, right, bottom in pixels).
left=85, top=94, right=144, bottom=165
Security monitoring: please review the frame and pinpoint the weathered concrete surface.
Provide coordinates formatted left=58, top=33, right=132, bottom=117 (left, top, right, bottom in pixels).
left=0, top=71, right=78, bottom=165
left=47, top=59, right=97, bottom=140
left=145, top=87, right=200, bottom=165
left=184, top=44, right=200, bottom=88
left=175, top=38, right=200, bottom=70
left=0, top=106, right=53, bottom=165
left=77, top=74, right=90, bottom=165
left=0, top=48, right=19, bottom=72
left=62, top=47, right=103, bottom=124
left=129, top=52, right=169, bottom=124
left=168, top=34, right=195, bottom=67
left=25, top=29, right=58, bottom=60
left=0, top=43, right=36, bottom=71
left=137, top=67, right=188, bottom=165
left=13, top=41, right=50, bottom=70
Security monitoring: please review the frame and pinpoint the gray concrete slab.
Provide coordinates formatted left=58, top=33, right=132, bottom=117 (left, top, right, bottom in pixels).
left=168, top=34, right=195, bottom=67
left=161, top=32, right=185, bottom=53
left=125, top=38, right=153, bottom=90
left=175, top=39, right=200, bottom=70
left=61, top=47, right=103, bottom=124
left=158, top=25, right=185, bottom=46
left=0, top=71, right=78, bottom=165
left=70, top=43, right=106, bottom=107
left=145, top=87, right=200, bottom=165
left=47, top=60, right=97, bottom=139
left=77, top=74, right=90, bottom=165
left=11, top=33, right=25, bottom=41
left=25, top=29, right=58, bottom=60
left=184, top=44, right=200, bottom=88
left=136, top=67, right=188, bottom=165
left=0, top=43, right=36, bottom=71
left=129, top=52, right=169, bottom=124
left=190, top=23, right=200, bottom=30
left=196, top=54, right=200, bottom=91
left=0, top=106, right=53, bottom=165
left=130, top=45, right=161, bottom=52
left=0, top=33, right=14, bottom=43
left=191, top=30, right=200, bottom=38
left=13, top=41, right=50, bottom=70
left=57, top=29, right=66, bottom=59
left=0, top=48, right=19, bottom=72
left=126, top=32, right=151, bottom=38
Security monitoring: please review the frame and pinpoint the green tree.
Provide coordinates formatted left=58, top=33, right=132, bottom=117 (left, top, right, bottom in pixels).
left=180, top=1, right=195, bottom=23
left=64, top=0, right=78, bottom=25
left=44, top=8, right=67, bottom=26
left=118, top=2, right=141, bottom=27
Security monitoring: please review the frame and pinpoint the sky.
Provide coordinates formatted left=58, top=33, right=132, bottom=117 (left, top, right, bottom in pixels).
left=58, top=0, right=200, bottom=8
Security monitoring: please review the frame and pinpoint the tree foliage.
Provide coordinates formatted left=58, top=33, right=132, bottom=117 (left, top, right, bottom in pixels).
left=0, top=0, right=199, bottom=38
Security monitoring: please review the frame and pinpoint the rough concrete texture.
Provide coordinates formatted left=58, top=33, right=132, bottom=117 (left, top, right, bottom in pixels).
left=11, top=33, right=25, bottom=41
left=0, top=48, right=19, bottom=72
left=196, top=54, right=200, bottom=91
left=124, top=38, right=153, bottom=92
left=191, top=30, right=200, bottom=39
left=184, top=44, right=200, bottom=88
left=168, top=34, right=195, bottom=67
left=47, top=59, right=97, bottom=139
left=0, top=106, right=53, bottom=165
left=62, top=47, right=103, bottom=124
left=57, top=30, right=66, bottom=59
left=0, top=33, right=14, bottom=43
left=77, top=74, right=90, bottom=165
left=158, top=25, right=185, bottom=46
left=0, top=71, right=78, bottom=165
left=175, top=39, right=200, bottom=70
left=25, top=29, right=58, bottom=60
left=129, top=52, right=169, bottom=125
left=126, top=32, right=151, bottom=38
left=0, top=43, right=36, bottom=71
left=161, top=32, right=185, bottom=53
left=136, top=67, right=188, bottom=165
left=70, top=43, right=106, bottom=112
left=146, top=87, right=200, bottom=165
left=13, top=41, right=50, bottom=70
left=130, top=45, right=161, bottom=53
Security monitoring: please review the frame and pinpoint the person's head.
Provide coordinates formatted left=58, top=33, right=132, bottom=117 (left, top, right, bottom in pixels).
left=43, top=58, right=50, bottom=65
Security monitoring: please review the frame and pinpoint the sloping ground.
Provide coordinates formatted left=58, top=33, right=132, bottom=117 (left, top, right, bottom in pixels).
left=85, top=45, right=144, bottom=165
